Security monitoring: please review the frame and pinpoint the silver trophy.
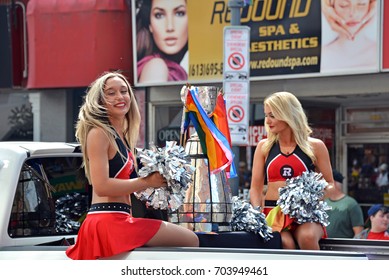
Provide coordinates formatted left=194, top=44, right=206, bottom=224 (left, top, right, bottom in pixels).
left=169, top=86, right=233, bottom=232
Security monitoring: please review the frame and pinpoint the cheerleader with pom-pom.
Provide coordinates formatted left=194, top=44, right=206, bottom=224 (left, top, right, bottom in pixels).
left=249, top=91, right=334, bottom=250
left=66, top=72, right=198, bottom=260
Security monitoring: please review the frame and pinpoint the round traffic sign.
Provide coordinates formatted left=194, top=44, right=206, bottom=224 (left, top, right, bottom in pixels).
left=228, top=52, right=245, bottom=70
left=228, top=105, right=245, bottom=122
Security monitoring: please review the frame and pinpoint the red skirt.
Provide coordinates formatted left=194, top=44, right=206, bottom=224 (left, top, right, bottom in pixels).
left=66, top=207, right=162, bottom=260
left=264, top=201, right=327, bottom=238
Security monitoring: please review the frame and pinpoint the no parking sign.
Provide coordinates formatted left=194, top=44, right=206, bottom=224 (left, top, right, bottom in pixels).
left=223, top=80, right=250, bottom=145
left=223, top=26, right=250, bottom=145
left=228, top=52, right=245, bottom=71
left=224, top=26, right=250, bottom=73
left=228, top=105, right=245, bottom=123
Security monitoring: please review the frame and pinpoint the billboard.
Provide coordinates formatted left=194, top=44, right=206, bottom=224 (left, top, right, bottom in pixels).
left=321, top=0, right=379, bottom=74
left=132, top=0, right=381, bottom=86
left=382, top=0, right=389, bottom=71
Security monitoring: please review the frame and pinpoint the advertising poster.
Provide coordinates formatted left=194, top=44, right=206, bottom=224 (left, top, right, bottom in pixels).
left=186, top=0, right=226, bottom=82
left=382, top=0, right=389, bottom=70
left=133, top=0, right=381, bottom=86
left=249, top=0, right=321, bottom=76
left=188, top=0, right=321, bottom=80
left=133, top=0, right=190, bottom=86
left=321, top=0, right=380, bottom=74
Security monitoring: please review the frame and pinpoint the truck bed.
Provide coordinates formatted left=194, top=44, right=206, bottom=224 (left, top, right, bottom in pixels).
left=0, top=245, right=369, bottom=260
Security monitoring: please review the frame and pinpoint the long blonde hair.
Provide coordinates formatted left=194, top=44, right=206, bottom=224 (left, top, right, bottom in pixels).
left=262, top=91, right=316, bottom=162
left=75, top=72, right=141, bottom=183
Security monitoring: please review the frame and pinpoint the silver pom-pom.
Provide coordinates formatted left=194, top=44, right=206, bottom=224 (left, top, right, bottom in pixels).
left=277, top=171, right=331, bottom=226
left=230, top=196, right=273, bottom=242
left=135, top=141, right=195, bottom=211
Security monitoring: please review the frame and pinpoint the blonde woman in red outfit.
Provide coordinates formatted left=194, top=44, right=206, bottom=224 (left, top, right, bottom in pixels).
left=249, top=92, right=334, bottom=250
left=66, top=72, right=198, bottom=260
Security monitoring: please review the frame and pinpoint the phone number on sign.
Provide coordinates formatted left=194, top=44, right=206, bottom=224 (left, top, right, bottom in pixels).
left=189, top=62, right=223, bottom=76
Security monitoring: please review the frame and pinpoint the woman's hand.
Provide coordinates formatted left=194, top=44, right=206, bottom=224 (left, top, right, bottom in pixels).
left=145, top=172, right=168, bottom=188
left=352, top=0, right=377, bottom=39
left=322, top=0, right=352, bottom=40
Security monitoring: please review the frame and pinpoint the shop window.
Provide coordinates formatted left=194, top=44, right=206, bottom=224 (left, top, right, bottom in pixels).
left=347, top=143, right=389, bottom=216
left=0, top=93, right=33, bottom=141
left=346, top=107, right=389, bottom=134
left=154, top=106, right=184, bottom=147
left=343, top=107, right=389, bottom=216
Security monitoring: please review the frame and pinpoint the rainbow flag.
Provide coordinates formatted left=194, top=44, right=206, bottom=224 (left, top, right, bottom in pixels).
left=212, top=91, right=236, bottom=177
left=183, top=87, right=237, bottom=178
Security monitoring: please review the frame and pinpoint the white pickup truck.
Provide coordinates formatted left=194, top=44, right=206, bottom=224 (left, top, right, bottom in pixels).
left=0, top=142, right=388, bottom=260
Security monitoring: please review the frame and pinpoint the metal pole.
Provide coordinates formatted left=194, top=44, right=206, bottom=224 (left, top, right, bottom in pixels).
left=228, top=0, right=244, bottom=26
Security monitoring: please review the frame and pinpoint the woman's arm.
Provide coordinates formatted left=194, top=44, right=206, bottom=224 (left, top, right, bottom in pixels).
left=310, top=137, right=334, bottom=191
left=87, top=127, right=166, bottom=197
left=249, top=140, right=267, bottom=209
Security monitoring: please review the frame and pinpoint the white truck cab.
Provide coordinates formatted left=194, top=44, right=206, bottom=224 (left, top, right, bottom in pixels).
left=0, top=142, right=85, bottom=250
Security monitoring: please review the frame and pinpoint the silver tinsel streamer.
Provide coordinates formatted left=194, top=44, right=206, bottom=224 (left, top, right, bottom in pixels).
left=55, top=193, right=88, bottom=233
left=277, top=171, right=332, bottom=226
left=135, top=141, right=195, bottom=211
left=230, top=196, right=273, bottom=242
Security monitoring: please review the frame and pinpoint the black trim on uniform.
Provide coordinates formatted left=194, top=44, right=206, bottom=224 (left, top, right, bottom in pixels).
left=265, top=200, right=277, bottom=207
left=89, top=202, right=131, bottom=214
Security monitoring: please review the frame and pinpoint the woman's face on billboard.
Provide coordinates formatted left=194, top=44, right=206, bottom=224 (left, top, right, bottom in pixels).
left=149, top=0, right=188, bottom=55
left=333, top=0, right=370, bottom=34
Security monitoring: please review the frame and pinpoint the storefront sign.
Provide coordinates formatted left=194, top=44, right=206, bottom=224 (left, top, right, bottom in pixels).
left=248, top=125, right=267, bottom=147
left=132, top=0, right=381, bottom=86
left=346, top=107, right=389, bottom=134
left=157, top=127, right=180, bottom=146
left=249, top=0, right=321, bottom=77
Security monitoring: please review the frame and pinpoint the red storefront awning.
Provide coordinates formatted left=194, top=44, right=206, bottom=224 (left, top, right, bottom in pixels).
left=26, top=0, right=133, bottom=89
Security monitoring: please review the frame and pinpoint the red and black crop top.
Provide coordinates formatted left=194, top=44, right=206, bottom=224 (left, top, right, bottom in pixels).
left=109, top=136, right=136, bottom=180
left=264, top=142, right=315, bottom=183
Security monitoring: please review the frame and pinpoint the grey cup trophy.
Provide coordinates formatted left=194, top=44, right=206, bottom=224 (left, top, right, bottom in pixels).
left=169, top=85, right=233, bottom=232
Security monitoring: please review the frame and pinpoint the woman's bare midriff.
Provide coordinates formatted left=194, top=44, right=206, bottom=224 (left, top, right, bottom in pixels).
left=265, top=181, right=286, bottom=201
left=92, top=193, right=131, bottom=206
